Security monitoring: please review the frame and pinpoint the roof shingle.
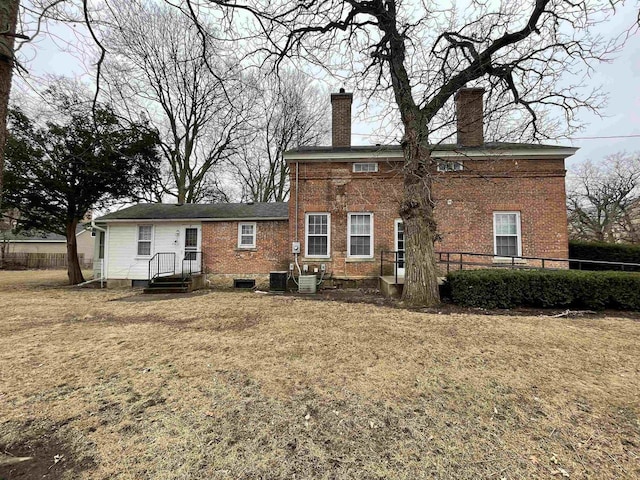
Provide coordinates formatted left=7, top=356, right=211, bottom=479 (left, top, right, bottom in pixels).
left=96, top=202, right=289, bottom=222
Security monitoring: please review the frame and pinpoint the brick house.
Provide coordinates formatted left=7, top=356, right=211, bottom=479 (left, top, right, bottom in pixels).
left=94, top=88, right=577, bottom=288
left=285, top=88, right=575, bottom=279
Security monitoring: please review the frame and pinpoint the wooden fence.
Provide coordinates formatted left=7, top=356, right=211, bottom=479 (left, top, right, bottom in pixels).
left=0, top=253, right=87, bottom=269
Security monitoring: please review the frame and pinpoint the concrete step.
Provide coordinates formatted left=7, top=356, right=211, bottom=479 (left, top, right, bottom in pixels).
left=149, top=281, right=190, bottom=288
left=143, top=286, right=190, bottom=294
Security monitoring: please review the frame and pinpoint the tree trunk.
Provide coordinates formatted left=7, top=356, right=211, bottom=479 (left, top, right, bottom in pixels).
left=66, top=219, right=85, bottom=285
left=400, top=125, right=440, bottom=306
left=0, top=0, right=19, bottom=199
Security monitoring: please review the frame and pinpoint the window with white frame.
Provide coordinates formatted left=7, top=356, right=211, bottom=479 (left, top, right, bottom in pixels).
left=493, top=212, right=521, bottom=257
left=348, top=213, right=373, bottom=258
left=137, top=225, right=153, bottom=256
left=238, top=222, right=256, bottom=248
left=353, top=162, right=378, bottom=173
left=436, top=159, right=464, bottom=172
left=305, top=213, right=330, bottom=257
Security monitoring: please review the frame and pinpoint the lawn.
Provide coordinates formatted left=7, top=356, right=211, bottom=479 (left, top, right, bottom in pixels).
left=0, top=270, right=638, bottom=479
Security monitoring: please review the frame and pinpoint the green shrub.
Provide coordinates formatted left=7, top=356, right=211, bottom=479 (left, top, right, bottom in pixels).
left=446, top=269, right=640, bottom=310
left=569, top=240, right=640, bottom=271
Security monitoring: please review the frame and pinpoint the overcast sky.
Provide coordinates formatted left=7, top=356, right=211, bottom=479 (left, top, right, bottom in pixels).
left=13, top=1, right=640, bottom=171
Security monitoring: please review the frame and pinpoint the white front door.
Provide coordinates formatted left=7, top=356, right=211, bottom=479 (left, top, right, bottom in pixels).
left=182, top=226, right=201, bottom=274
left=394, top=219, right=405, bottom=277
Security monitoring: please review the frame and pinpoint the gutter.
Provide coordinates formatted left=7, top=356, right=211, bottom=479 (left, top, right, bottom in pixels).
left=284, top=147, right=579, bottom=162
left=97, top=217, right=289, bottom=224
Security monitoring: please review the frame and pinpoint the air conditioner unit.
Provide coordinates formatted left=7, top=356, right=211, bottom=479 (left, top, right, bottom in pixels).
left=298, top=275, right=317, bottom=294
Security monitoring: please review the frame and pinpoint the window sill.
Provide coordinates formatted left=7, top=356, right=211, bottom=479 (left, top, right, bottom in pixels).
left=135, top=256, right=152, bottom=260
left=346, top=257, right=375, bottom=263
left=493, top=257, right=527, bottom=265
left=235, top=247, right=257, bottom=252
left=302, top=257, right=331, bottom=261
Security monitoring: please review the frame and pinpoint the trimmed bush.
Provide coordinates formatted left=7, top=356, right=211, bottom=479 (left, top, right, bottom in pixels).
left=569, top=240, right=640, bottom=271
left=446, top=269, right=640, bottom=310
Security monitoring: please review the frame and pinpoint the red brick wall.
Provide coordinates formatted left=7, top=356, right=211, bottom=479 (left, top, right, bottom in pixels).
left=289, top=157, right=569, bottom=278
left=201, top=220, right=289, bottom=274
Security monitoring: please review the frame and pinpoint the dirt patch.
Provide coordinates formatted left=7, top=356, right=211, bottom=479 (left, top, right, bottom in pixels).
left=112, top=290, right=214, bottom=302
left=0, top=427, right=95, bottom=480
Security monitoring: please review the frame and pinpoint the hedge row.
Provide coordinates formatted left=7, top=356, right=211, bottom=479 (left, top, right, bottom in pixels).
left=446, top=269, right=640, bottom=310
left=569, top=240, right=640, bottom=271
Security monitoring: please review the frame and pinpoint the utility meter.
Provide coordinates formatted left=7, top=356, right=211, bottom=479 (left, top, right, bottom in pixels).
left=292, top=241, right=301, bottom=254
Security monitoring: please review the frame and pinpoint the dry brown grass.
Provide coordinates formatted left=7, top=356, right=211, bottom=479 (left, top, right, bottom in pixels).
left=0, top=270, right=638, bottom=479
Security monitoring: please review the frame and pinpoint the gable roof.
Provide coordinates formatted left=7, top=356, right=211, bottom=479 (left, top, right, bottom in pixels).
left=284, top=142, right=578, bottom=161
left=96, top=202, right=289, bottom=222
left=1, top=225, right=88, bottom=242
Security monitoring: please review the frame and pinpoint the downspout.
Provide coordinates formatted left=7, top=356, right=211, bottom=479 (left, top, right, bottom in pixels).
left=91, top=217, right=106, bottom=232
left=294, top=161, right=302, bottom=277
left=295, top=161, right=299, bottom=242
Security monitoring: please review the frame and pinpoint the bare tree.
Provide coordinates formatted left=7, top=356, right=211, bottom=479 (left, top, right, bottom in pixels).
left=182, top=0, right=626, bottom=304
left=568, top=153, right=640, bottom=243
left=0, top=0, right=20, bottom=201
left=101, top=0, right=248, bottom=204
left=229, top=71, right=329, bottom=202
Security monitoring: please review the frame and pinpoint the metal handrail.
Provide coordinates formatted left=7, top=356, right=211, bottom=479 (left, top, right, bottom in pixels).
left=148, top=252, right=176, bottom=281
left=437, top=251, right=640, bottom=273
left=181, top=251, right=203, bottom=279
left=380, top=249, right=640, bottom=278
left=380, top=250, right=402, bottom=284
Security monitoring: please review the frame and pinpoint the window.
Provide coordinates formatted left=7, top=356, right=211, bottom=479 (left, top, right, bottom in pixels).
left=353, top=162, right=378, bottom=173
left=493, top=212, right=521, bottom=257
left=137, top=225, right=153, bottom=256
left=436, top=159, right=463, bottom=172
left=305, top=213, right=330, bottom=257
left=348, top=213, right=373, bottom=258
left=98, top=231, right=105, bottom=259
left=185, top=228, right=198, bottom=259
left=238, top=223, right=256, bottom=248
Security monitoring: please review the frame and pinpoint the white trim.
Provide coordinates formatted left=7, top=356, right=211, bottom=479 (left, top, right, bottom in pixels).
left=305, top=213, right=331, bottom=258
left=284, top=147, right=578, bottom=161
left=347, top=212, right=374, bottom=259
left=99, top=217, right=287, bottom=223
left=136, top=224, right=154, bottom=258
left=237, top=222, right=257, bottom=249
left=352, top=162, right=379, bottom=173
left=493, top=212, right=522, bottom=258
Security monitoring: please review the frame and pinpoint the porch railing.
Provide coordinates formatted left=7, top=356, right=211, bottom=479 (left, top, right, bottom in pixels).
left=181, top=251, right=203, bottom=279
left=437, top=251, right=640, bottom=273
left=380, top=250, right=403, bottom=284
left=148, top=252, right=176, bottom=281
left=380, top=250, right=640, bottom=280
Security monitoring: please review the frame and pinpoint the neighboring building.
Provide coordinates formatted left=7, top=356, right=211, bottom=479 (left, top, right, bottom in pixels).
left=94, top=88, right=577, bottom=287
left=0, top=226, right=94, bottom=268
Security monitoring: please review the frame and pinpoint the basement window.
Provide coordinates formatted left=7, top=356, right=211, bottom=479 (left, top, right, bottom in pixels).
left=436, top=160, right=464, bottom=172
left=353, top=162, right=378, bottom=173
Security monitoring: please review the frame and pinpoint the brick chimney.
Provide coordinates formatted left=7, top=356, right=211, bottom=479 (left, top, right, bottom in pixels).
left=331, top=88, right=353, bottom=148
left=455, top=88, right=485, bottom=147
